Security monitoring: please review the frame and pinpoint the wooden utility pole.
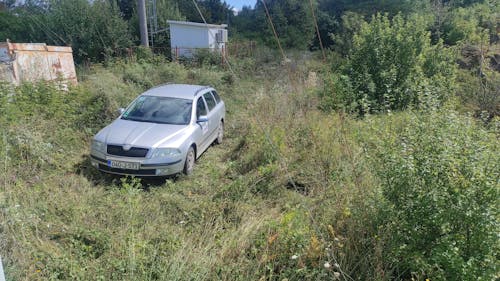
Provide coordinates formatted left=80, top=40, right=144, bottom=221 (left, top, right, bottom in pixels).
left=138, top=0, right=149, bottom=47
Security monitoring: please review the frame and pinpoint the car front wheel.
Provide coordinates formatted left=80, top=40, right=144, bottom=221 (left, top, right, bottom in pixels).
left=183, top=146, right=195, bottom=175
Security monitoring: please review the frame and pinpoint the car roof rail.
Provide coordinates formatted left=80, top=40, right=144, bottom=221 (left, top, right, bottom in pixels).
left=194, top=86, right=211, bottom=96
left=150, top=82, right=174, bottom=90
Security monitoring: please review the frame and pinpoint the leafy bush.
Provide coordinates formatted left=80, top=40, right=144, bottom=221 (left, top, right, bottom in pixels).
left=248, top=209, right=329, bottom=280
left=362, top=110, right=499, bottom=280
left=193, top=49, right=224, bottom=66
left=329, top=11, right=365, bottom=57
left=322, top=13, right=456, bottom=114
left=457, top=68, right=500, bottom=121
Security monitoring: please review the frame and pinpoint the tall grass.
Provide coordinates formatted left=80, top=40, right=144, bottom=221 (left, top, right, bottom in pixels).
left=0, top=57, right=497, bottom=280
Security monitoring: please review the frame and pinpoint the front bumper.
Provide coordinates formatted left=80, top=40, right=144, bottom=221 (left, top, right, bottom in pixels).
left=90, top=155, right=184, bottom=176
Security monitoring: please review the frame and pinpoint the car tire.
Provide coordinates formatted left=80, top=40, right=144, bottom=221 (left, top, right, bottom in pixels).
left=215, top=120, right=224, bottom=144
left=183, top=146, right=195, bottom=175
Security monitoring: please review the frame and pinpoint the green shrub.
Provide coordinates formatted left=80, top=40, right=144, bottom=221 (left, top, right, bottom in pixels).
left=363, top=110, right=499, bottom=280
left=322, top=13, right=456, bottom=115
left=134, top=46, right=155, bottom=62
left=456, top=68, right=500, bottom=121
left=193, top=49, right=223, bottom=66
left=247, top=208, right=330, bottom=280
left=122, top=63, right=156, bottom=88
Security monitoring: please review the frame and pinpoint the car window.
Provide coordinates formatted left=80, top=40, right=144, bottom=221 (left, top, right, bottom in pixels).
left=122, top=96, right=192, bottom=125
left=196, top=97, right=207, bottom=118
left=203, top=92, right=217, bottom=111
left=211, top=91, right=221, bottom=103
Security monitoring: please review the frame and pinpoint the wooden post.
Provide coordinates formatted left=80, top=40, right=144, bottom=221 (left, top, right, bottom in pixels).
left=221, top=45, right=225, bottom=66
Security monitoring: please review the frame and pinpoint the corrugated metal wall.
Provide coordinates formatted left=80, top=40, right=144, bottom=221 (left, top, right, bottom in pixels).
left=0, top=42, right=77, bottom=86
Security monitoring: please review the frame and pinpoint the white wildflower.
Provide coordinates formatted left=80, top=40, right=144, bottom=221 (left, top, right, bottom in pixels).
left=333, top=271, right=341, bottom=279
left=324, top=262, right=331, bottom=269
left=291, top=254, right=299, bottom=260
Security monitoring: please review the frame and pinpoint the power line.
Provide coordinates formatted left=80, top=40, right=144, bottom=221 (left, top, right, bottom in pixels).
left=260, top=0, right=286, bottom=61
left=308, top=0, right=326, bottom=61
left=191, top=0, right=235, bottom=76
left=253, top=4, right=351, bottom=279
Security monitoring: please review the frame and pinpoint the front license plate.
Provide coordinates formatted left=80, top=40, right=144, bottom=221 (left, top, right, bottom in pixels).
left=107, top=160, right=140, bottom=170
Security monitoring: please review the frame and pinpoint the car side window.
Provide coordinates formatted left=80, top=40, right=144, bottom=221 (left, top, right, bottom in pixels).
left=203, top=92, right=216, bottom=111
left=211, top=91, right=221, bottom=103
left=196, top=97, right=207, bottom=119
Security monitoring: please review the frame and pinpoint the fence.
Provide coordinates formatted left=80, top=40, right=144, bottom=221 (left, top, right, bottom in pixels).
left=113, top=41, right=257, bottom=66
left=171, top=41, right=256, bottom=66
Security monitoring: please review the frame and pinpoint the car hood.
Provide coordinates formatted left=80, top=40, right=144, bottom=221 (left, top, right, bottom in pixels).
left=95, top=118, right=188, bottom=148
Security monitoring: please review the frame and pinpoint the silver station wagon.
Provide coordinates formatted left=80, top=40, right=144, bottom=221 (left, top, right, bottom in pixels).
left=90, top=83, right=225, bottom=176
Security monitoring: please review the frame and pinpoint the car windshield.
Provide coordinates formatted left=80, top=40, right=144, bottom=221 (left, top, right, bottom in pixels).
left=121, top=96, right=192, bottom=125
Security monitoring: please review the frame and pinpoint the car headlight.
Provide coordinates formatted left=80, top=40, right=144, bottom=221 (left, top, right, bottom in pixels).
left=151, top=148, right=182, bottom=158
left=91, top=140, right=106, bottom=153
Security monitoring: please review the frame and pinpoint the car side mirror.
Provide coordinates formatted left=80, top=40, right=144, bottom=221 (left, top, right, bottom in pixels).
left=118, top=108, right=125, bottom=115
left=197, top=115, right=208, bottom=123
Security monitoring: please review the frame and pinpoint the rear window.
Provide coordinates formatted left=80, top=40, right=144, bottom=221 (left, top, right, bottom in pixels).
left=203, top=92, right=217, bottom=111
left=212, top=91, right=221, bottom=103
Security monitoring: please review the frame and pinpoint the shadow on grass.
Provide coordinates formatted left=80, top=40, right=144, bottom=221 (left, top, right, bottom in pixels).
left=74, top=155, right=179, bottom=190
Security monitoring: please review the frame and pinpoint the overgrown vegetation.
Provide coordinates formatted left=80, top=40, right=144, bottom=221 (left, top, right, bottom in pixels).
left=321, top=13, right=456, bottom=114
left=1, top=48, right=499, bottom=280
left=0, top=0, right=499, bottom=280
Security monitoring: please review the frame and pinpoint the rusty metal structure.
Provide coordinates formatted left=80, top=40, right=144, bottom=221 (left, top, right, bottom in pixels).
left=0, top=42, right=77, bottom=86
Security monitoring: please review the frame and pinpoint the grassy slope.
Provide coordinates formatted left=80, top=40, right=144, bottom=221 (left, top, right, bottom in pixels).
left=0, top=57, right=498, bottom=280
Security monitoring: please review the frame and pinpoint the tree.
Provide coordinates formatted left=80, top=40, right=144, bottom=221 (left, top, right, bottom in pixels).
left=312, top=0, right=429, bottom=51
left=328, top=11, right=364, bottom=56
left=0, top=10, right=33, bottom=42
left=318, top=0, right=423, bottom=17
left=252, top=0, right=315, bottom=50
left=173, top=0, right=232, bottom=24
left=116, top=0, right=135, bottom=20
left=23, top=0, right=132, bottom=62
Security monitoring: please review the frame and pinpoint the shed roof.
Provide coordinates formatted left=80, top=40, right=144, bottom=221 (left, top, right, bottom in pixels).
left=167, top=20, right=227, bottom=29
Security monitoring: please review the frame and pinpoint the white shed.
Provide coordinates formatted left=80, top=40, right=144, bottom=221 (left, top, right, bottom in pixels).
left=167, top=20, right=228, bottom=58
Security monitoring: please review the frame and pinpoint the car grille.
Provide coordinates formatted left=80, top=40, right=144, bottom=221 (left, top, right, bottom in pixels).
left=98, top=164, right=156, bottom=175
left=107, top=145, right=149, bottom=157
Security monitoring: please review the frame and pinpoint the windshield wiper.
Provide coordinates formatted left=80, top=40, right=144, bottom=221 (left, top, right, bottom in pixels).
left=121, top=117, right=149, bottom=123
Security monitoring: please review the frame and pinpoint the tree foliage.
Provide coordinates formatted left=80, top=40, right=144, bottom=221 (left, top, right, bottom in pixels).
left=173, top=0, right=232, bottom=24
left=442, top=0, right=500, bottom=45
left=232, top=0, right=315, bottom=50
left=1, top=0, right=132, bottom=63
